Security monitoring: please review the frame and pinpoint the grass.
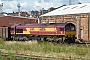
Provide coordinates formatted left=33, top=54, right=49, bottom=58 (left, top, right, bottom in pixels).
left=0, top=38, right=90, bottom=59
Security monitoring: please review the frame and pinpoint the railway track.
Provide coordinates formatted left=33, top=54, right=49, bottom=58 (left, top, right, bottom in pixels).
left=0, top=53, right=90, bottom=60
left=0, top=53, right=57, bottom=60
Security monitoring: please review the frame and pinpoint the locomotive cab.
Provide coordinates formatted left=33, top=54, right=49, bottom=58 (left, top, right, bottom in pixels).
left=10, top=26, right=15, bottom=35
left=65, top=23, right=76, bottom=37
left=65, top=23, right=76, bottom=43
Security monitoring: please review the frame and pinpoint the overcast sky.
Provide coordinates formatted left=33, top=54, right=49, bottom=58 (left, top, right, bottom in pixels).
left=0, top=0, right=90, bottom=13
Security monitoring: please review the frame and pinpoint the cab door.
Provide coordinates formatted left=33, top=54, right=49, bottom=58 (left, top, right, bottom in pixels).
left=56, top=26, right=65, bottom=35
left=60, top=27, right=65, bottom=34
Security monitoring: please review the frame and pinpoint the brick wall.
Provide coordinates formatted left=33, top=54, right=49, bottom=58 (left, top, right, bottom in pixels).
left=0, top=16, right=38, bottom=27
left=40, top=13, right=90, bottom=41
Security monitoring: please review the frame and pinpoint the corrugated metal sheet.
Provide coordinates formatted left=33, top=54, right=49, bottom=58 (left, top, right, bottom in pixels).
left=0, top=27, right=9, bottom=39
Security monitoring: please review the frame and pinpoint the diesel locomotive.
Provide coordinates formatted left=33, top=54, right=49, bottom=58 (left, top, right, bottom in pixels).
left=10, top=23, right=76, bottom=43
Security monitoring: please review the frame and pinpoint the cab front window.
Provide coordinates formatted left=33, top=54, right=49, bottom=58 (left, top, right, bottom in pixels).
left=10, top=28, right=14, bottom=31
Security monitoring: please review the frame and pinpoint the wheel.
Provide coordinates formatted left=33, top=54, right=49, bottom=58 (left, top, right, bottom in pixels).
left=40, top=37, right=44, bottom=42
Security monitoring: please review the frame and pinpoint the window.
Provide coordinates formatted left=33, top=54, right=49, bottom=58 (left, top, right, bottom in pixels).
left=63, top=7, right=69, bottom=10
left=16, top=29, right=23, bottom=33
left=71, top=26, right=75, bottom=31
left=71, top=6, right=78, bottom=9
left=60, top=28, right=64, bottom=31
left=65, top=26, right=70, bottom=31
left=80, top=5, right=87, bottom=8
left=65, top=26, right=75, bottom=31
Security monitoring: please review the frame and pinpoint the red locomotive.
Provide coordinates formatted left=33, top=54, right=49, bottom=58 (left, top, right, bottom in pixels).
left=10, top=23, right=76, bottom=43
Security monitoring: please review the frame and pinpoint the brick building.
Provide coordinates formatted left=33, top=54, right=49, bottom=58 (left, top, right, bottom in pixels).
left=0, top=16, right=38, bottom=27
left=40, top=3, right=90, bottom=41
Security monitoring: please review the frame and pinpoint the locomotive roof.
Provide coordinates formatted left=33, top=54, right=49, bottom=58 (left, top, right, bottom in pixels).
left=11, top=24, right=25, bottom=26
left=25, top=23, right=68, bottom=26
left=11, top=23, right=73, bottom=27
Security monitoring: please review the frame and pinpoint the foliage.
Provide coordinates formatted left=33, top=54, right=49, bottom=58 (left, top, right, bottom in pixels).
left=0, top=40, right=89, bottom=59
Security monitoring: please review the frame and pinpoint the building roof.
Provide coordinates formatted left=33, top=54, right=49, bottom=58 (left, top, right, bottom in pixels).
left=0, top=15, right=38, bottom=20
left=41, top=3, right=90, bottom=16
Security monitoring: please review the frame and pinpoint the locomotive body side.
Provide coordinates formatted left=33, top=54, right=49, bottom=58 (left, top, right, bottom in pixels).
left=10, top=23, right=76, bottom=43
left=12, top=24, right=66, bottom=36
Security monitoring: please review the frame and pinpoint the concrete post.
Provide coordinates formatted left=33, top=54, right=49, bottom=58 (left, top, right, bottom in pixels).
left=76, top=16, right=79, bottom=39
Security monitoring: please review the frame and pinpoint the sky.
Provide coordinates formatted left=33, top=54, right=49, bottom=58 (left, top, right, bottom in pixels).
left=0, top=0, right=90, bottom=13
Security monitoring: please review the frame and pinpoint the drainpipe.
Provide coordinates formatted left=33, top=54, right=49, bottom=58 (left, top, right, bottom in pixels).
left=88, top=13, right=90, bottom=41
left=38, top=17, right=40, bottom=24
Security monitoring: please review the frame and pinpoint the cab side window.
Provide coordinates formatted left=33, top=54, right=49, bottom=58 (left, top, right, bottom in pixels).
left=60, top=28, right=64, bottom=31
